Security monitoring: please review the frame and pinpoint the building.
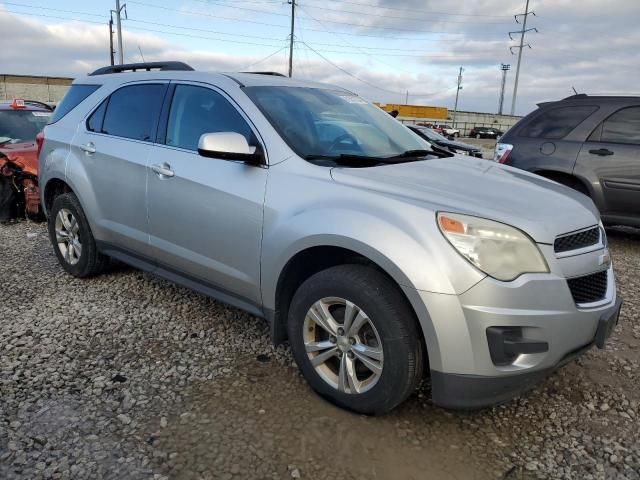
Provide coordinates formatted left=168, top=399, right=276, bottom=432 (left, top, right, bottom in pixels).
left=0, top=74, right=73, bottom=105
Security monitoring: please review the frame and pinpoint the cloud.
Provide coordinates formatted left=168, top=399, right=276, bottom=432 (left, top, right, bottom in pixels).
left=1, top=1, right=639, bottom=115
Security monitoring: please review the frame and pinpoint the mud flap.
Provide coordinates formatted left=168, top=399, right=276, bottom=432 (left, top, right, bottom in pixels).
left=0, top=176, right=17, bottom=222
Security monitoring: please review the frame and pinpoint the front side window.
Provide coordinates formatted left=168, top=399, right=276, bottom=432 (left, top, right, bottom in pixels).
left=244, top=86, right=425, bottom=159
left=101, top=84, right=166, bottom=141
left=519, top=105, right=598, bottom=139
left=165, top=84, right=252, bottom=151
left=0, top=110, right=50, bottom=145
left=594, top=107, right=640, bottom=145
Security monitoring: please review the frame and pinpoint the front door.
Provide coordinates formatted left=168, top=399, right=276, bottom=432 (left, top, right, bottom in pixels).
left=147, top=83, right=268, bottom=307
left=576, top=106, right=640, bottom=219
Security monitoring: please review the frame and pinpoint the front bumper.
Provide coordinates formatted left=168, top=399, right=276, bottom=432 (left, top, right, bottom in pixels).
left=430, top=296, right=622, bottom=409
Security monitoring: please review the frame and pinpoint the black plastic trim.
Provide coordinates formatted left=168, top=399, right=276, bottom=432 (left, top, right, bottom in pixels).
left=89, top=61, right=194, bottom=76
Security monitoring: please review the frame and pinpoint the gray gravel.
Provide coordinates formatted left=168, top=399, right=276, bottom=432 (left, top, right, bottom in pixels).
left=1, top=221, right=639, bottom=480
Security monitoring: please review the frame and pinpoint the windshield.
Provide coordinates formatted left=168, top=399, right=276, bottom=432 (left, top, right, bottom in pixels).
left=0, top=110, right=50, bottom=145
left=244, top=86, right=425, bottom=159
left=415, top=127, right=449, bottom=142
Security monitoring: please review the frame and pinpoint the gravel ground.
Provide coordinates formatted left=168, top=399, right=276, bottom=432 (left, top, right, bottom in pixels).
left=0, top=221, right=639, bottom=480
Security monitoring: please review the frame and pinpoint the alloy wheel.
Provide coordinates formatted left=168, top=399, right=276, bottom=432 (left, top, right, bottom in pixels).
left=303, top=297, right=383, bottom=394
left=55, top=208, right=82, bottom=265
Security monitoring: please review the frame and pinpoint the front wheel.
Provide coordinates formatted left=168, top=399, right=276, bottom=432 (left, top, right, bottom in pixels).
left=288, top=265, right=424, bottom=414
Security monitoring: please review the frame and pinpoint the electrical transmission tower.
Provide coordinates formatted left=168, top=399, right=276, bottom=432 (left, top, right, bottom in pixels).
left=509, top=0, right=537, bottom=115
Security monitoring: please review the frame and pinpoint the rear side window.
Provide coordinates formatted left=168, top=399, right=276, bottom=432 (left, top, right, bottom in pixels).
left=101, top=84, right=166, bottom=141
left=596, top=107, right=640, bottom=145
left=86, top=100, right=107, bottom=132
left=49, top=84, right=100, bottom=124
left=519, top=105, right=598, bottom=139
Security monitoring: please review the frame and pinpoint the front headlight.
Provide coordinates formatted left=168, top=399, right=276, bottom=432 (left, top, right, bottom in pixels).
left=437, top=212, right=549, bottom=281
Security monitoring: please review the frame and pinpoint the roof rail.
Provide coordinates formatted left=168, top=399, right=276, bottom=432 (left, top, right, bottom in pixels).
left=562, top=93, right=589, bottom=99
left=89, top=61, right=194, bottom=76
left=241, top=71, right=286, bottom=77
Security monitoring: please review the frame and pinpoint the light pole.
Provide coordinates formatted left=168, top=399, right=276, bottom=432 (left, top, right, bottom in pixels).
left=498, top=64, right=510, bottom=115
left=452, top=67, right=463, bottom=127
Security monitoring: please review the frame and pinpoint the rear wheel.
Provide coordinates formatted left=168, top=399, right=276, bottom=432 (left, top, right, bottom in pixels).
left=48, top=193, right=108, bottom=277
left=288, top=265, right=424, bottom=414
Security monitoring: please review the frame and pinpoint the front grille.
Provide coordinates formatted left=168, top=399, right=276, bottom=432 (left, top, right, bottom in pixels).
left=554, top=227, right=600, bottom=254
left=567, top=270, right=608, bottom=304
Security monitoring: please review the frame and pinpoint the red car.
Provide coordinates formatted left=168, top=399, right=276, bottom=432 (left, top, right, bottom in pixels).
left=0, top=99, right=52, bottom=222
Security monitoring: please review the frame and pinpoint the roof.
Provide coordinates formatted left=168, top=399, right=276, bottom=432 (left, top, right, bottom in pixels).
left=75, top=63, right=349, bottom=93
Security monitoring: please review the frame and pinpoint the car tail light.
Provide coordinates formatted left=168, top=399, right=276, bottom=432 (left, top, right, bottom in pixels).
left=493, top=142, right=513, bottom=163
left=36, top=131, right=45, bottom=159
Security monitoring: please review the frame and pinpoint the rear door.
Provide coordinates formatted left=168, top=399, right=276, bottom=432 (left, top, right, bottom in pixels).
left=576, top=106, right=640, bottom=218
left=146, top=82, right=268, bottom=308
left=72, top=82, right=167, bottom=255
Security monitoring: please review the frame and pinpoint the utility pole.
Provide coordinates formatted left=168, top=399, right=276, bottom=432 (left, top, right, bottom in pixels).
left=288, top=0, right=295, bottom=77
left=498, top=64, right=510, bottom=115
left=452, top=67, right=463, bottom=126
left=108, top=16, right=115, bottom=66
left=405, top=90, right=409, bottom=104
left=115, top=0, right=125, bottom=65
left=509, top=0, right=537, bottom=115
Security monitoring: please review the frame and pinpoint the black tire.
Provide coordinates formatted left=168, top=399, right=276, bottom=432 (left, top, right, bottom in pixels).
left=288, top=264, right=424, bottom=415
left=476, top=133, right=481, bottom=139
left=454, top=132, right=460, bottom=138
left=47, top=192, right=108, bottom=278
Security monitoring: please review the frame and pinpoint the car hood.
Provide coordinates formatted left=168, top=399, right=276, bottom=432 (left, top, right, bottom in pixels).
left=0, top=142, right=38, bottom=176
left=330, top=156, right=600, bottom=244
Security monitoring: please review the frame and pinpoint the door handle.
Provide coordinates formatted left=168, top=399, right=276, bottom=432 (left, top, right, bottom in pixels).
left=589, top=148, right=614, bottom=156
left=151, top=163, right=175, bottom=178
left=80, top=142, right=96, bottom=154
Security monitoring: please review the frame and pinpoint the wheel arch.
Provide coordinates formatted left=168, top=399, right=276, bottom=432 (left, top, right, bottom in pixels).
left=533, top=169, right=591, bottom=197
left=268, top=242, right=430, bottom=373
left=43, top=177, right=73, bottom=216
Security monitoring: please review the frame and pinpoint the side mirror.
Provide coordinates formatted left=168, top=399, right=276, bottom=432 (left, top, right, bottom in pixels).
left=197, top=132, right=264, bottom=165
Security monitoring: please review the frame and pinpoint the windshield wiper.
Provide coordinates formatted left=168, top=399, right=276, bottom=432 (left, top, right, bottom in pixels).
left=304, top=154, right=387, bottom=166
left=387, top=149, right=432, bottom=159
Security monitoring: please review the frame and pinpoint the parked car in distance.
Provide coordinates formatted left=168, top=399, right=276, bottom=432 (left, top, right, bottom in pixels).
left=495, top=94, right=640, bottom=228
left=40, top=62, right=621, bottom=414
left=437, top=124, right=460, bottom=137
left=408, top=125, right=483, bottom=158
left=0, top=99, right=52, bottom=222
left=469, top=126, right=502, bottom=139
left=416, top=122, right=444, bottom=135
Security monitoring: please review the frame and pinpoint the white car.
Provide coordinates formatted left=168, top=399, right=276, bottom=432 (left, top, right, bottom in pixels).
left=438, top=124, right=460, bottom=137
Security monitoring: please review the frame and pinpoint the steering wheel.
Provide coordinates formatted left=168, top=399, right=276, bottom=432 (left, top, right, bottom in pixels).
left=328, top=133, right=359, bottom=154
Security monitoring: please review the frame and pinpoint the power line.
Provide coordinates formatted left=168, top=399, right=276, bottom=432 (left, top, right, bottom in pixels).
left=298, top=3, right=512, bottom=25
left=129, top=0, right=500, bottom=37
left=298, top=40, right=454, bottom=98
left=127, top=0, right=502, bottom=40
left=298, top=0, right=517, bottom=18
left=242, top=45, right=289, bottom=71
left=3, top=1, right=105, bottom=18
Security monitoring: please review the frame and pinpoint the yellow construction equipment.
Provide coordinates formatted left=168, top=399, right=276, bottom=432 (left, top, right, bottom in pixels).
left=375, top=103, right=448, bottom=120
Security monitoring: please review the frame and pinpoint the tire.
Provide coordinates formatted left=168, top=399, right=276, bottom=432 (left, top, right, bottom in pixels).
left=47, top=192, right=108, bottom=278
left=454, top=132, right=460, bottom=138
left=476, top=133, right=481, bottom=139
left=288, top=264, right=424, bottom=415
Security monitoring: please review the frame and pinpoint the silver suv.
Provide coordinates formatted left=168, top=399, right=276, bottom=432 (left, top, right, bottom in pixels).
left=39, top=62, right=622, bottom=414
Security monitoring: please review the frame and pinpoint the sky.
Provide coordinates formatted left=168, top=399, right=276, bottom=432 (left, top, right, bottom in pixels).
left=0, top=0, right=639, bottom=116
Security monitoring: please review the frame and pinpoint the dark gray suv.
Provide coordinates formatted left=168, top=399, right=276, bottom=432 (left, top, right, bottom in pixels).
left=494, top=95, right=640, bottom=227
